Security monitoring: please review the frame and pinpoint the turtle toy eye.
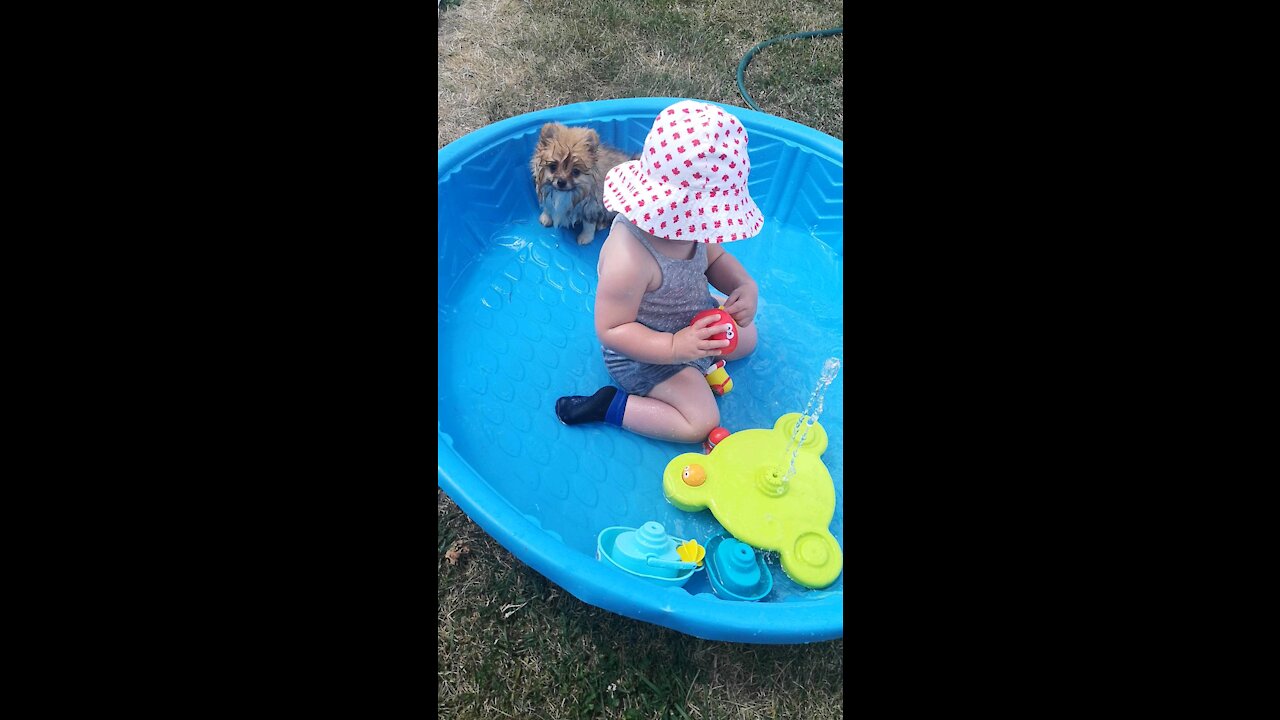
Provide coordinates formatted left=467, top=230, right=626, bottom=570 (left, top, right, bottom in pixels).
left=680, top=463, right=707, bottom=487
left=725, top=326, right=734, bottom=339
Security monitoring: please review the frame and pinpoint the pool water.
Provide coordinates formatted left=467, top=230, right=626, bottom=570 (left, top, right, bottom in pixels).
left=438, top=98, right=843, bottom=641
left=437, top=216, right=843, bottom=600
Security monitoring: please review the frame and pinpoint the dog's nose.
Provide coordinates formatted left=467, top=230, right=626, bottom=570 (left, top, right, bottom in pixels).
left=555, top=180, right=568, bottom=189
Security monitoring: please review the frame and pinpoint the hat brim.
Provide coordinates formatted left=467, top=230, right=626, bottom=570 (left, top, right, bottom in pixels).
left=603, top=160, right=765, bottom=244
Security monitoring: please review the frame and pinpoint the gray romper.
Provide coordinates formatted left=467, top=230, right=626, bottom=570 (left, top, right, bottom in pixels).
left=602, top=214, right=719, bottom=396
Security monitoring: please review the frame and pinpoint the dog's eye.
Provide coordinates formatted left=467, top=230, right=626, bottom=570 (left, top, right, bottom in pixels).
left=548, top=163, right=558, bottom=172
left=572, top=169, right=581, bottom=177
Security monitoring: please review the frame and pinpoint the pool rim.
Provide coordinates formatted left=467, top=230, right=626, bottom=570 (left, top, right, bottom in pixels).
left=438, top=97, right=843, bottom=643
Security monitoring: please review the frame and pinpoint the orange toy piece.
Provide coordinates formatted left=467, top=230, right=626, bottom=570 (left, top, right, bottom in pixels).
left=702, top=426, right=731, bottom=454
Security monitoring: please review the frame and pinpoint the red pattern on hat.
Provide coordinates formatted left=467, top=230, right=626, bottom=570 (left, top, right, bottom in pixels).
left=602, top=100, right=765, bottom=244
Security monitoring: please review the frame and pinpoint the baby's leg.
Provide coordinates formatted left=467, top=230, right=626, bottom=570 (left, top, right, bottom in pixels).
left=621, top=367, right=719, bottom=443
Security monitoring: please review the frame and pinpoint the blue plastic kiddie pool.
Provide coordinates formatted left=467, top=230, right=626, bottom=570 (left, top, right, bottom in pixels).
left=438, top=98, right=843, bottom=643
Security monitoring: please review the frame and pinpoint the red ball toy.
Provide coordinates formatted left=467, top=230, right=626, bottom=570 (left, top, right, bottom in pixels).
left=691, top=307, right=738, bottom=355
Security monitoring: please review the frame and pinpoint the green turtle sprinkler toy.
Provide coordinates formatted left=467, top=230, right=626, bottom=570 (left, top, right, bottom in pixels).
left=663, top=412, right=843, bottom=589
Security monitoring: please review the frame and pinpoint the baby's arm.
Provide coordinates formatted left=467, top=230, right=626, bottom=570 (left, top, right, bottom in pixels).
left=596, top=232, right=730, bottom=364
left=705, top=246, right=759, bottom=327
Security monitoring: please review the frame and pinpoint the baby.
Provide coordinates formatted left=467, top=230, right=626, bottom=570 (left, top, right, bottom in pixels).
left=555, top=100, right=765, bottom=445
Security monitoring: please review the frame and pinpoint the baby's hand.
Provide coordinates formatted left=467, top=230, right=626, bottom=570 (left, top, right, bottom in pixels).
left=670, top=314, right=732, bottom=364
left=722, top=283, right=758, bottom=327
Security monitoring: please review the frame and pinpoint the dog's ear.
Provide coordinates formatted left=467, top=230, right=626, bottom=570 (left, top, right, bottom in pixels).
left=538, top=123, right=560, bottom=146
left=583, top=128, right=600, bottom=159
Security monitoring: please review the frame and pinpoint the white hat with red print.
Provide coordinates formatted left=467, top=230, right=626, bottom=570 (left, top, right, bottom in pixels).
left=603, top=100, right=764, bottom=243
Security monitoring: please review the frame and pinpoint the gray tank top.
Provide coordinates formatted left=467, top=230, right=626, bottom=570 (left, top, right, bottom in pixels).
left=612, top=214, right=715, bottom=334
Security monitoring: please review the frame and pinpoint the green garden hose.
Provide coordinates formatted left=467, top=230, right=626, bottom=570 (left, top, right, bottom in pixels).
left=736, top=27, right=844, bottom=112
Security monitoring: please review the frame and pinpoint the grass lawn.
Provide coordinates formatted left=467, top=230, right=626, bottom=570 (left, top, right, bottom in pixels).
left=440, top=490, right=845, bottom=720
left=439, top=2, right=844, bottom=718
left=438, top=0, right=844, bottom=147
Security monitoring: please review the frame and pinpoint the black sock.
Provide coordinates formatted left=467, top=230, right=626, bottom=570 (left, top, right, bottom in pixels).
left=556, top=386, right=619, bottom=425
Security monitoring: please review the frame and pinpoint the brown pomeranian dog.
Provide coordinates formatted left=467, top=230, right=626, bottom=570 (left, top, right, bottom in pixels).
left=531, top=123, right=634, bottom=245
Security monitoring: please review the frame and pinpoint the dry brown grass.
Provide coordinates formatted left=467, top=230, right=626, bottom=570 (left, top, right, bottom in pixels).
left=437, top=0, right=843, bottom=148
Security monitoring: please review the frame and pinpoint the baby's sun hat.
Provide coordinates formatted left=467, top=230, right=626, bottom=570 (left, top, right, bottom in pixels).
left=604, top=100, right=764, bottom=243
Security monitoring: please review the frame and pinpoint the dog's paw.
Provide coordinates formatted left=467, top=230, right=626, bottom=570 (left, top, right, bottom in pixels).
left=576, top=226, right=596, bottom=245
left=539, top=212, right=552, bottom=227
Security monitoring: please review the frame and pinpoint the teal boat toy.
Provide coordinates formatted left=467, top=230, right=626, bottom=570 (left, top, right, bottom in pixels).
left=597, top=521, right=702, bottom=587
left=703, top=535, right=773, bottom=602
